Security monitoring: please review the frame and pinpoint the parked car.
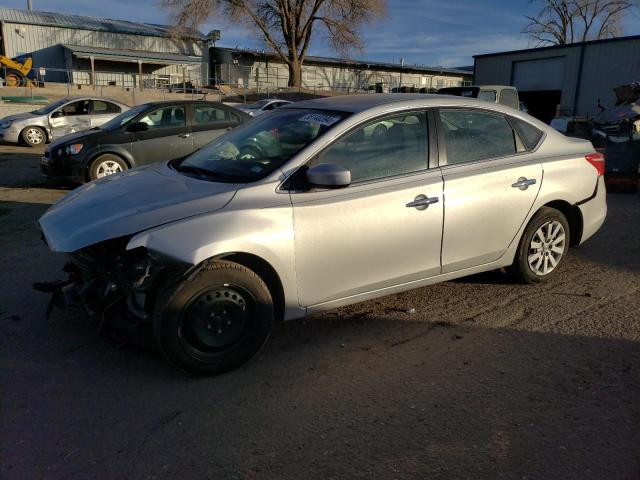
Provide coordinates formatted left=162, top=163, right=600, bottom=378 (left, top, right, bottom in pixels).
left=38, top=94, right=606, bottom=375
left=237, top=98, right=293, bottom=116
left=437, top=85, right=520, bottom=110
left=41, top=100, right=250, bottom=182
left=0, top=97, right=129, bottom=147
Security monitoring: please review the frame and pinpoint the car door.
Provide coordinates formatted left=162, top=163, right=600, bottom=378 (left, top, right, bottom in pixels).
left=437, top=108, right=543, bottom=273
left=48, top=99, right=92, bottom=138
left=89, top=100, right=122, bottom=127
left=129, top=104, right=193, bottom=165
left=290, top=110, right=443, bottom=307
left=189, top=103, right=242, bottom=149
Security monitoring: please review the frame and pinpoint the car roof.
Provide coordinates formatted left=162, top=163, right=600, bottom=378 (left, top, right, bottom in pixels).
left=55, top=96, right=128, bottom=105
left=283, top=94, right=513, bottom=113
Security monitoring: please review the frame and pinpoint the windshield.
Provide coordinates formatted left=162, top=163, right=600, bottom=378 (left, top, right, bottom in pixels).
left=33, top=98, right=69, bottom=115
left=244, top=99, right=271, bottom=110
left=176, top=109, right=348, bottom=182
left=100, top=104, right=147, bottom=130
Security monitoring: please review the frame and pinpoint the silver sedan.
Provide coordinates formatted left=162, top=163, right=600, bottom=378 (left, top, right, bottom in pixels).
left=0, top=97, right=129, bottom=147
left=39, top=94, right=607, bottom=374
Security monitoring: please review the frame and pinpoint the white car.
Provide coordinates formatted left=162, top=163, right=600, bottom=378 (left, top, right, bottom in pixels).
left=237, top=99, right=293, bottom=117
left=0, top=97, right=129, bottom=147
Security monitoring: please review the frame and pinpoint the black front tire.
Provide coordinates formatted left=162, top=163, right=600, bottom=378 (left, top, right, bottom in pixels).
left=510, top=207, right=570, bottom=284
left=88, top=154, right=128, bottom=181
left=153, top=260, right=273, bottom=375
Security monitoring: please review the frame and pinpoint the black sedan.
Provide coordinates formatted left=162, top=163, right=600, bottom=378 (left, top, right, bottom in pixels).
left=41, top=100, right=250, bottom=182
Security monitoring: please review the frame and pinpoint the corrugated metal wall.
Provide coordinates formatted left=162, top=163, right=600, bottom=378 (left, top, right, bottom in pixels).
left=474, top=38, right=640, bottom=117
left=1, top=22, right=207, bottom=84
left=217, top=59, right=468, bottom=91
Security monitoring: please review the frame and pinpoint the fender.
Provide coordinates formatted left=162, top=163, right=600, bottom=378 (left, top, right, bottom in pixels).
left=126, top=198, right=303, bottom=320
left=86, top=144, right=137, bottom=168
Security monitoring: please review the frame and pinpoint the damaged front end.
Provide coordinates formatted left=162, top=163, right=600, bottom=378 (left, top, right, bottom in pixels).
left=35, top=237, right=186, bottom=333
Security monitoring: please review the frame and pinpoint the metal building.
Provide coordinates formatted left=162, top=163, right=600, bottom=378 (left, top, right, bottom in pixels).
left=0, top=7, right=209, bottom=88
left=211, top=47, right=473, bottom=93
left=473, top=35, right=640, bottom=123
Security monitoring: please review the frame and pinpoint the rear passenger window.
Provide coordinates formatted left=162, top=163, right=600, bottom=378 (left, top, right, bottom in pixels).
left=93, top=100, right=121, bottom=114
left=310, top=111, right=428, bottom=183
left=193, top=104, right=230, bottom=125
left=439, top=109, right=516, bottom=165
left=511, top=117, right=543, bottom=150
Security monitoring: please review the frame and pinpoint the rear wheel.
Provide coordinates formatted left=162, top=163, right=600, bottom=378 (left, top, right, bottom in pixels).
left=510, top=207, right=570, bottom=283
left=153, top=260, right=273, bottom=375
left=89, top=154, right=127, bottom=180
left=21, top=126, right=46, bottom=147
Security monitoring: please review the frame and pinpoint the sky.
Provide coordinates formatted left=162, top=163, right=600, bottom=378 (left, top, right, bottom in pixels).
left=3, top=0, right=640, bottom=67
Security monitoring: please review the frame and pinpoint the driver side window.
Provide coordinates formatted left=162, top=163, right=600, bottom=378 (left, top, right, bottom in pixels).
left=139, top=105, right=186, bottom=129
left=60, top=100, right=90, bottom=116
left=309, top=111, right=429, bottom=184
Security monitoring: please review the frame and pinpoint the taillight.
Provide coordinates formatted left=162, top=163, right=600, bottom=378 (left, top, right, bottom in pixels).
left=585, top=152, right=605, bottom=176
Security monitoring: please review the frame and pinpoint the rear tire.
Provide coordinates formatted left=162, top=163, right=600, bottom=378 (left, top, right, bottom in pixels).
left=510, top=207, right=570, bottom=284
left=21, top=126, right=46, bottom=147
left=88, top=154, right=127, bottom=180
left=153, top=260, right=273, bottom=375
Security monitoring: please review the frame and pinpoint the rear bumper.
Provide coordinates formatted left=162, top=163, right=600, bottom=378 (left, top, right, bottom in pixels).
left=578, top=176, right=607, bottom=245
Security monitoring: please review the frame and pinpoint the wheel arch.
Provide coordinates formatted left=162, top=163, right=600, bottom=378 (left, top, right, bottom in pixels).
left=213, top=252, right=286, bottom=322
left=540, top=200, right=583, bottom=247
left=86, top=149, right=134, bottom=181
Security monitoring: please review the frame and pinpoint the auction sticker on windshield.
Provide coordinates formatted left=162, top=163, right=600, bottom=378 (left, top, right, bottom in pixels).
left=298, top=113, right=341, bottom=126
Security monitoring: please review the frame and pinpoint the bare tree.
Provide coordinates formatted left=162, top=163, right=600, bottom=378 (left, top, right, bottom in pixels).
left=160, top=0, right=386, bottom=87
left=523, top=0, right=638, bottom=46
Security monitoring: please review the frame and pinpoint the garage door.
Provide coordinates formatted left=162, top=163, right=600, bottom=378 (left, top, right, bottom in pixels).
left=512, top=56, right=567, bottom=91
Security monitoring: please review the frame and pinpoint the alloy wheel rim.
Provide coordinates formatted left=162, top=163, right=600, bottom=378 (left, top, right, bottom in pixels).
left=26, top=128, right=44, bottom=144
left=527, top=220, right=565, bottom=276
left=96, top=160, right=123, bottom=177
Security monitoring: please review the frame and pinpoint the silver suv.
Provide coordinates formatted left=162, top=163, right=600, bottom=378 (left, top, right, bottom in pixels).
left=39, top=94, right=607, bottom=374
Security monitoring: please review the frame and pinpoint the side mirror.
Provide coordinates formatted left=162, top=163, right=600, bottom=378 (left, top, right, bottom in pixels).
left=306, top=163, right=351, bottom=188
left=51, top=110, right=64, bottom=118
left=126, top=121, right=149, bottom=132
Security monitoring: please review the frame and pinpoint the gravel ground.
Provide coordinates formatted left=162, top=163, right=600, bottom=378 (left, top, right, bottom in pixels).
left=1, top=144, right=639, bottom=480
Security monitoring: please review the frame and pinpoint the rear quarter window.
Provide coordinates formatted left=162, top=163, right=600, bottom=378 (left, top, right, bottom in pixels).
left=511, top=117, right=544, bottom=150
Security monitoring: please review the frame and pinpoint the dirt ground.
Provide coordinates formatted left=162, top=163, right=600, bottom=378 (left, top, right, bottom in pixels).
left=1, top=143, right=639, bottom=480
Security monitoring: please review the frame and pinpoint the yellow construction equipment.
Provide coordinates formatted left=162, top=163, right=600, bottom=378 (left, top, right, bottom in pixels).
left=0, top=55, right=33, bottom=87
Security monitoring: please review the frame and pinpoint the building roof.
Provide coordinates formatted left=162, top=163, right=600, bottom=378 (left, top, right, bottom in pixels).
left=213, top=47, right=473, bottom=77
left=474, top=34, right=640, bottom=59
left=0, top=7, right=205, bottom=40
left=64, top=45, right=203, bottom=65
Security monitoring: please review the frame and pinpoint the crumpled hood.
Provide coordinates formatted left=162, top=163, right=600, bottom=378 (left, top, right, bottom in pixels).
left=39, top=162, right=239, bottom=252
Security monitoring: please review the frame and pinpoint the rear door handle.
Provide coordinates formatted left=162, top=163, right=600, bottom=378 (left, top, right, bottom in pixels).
left=511, top=177, right=536, bottom=190
left=406, top=194, right=439, bottom=211
left=178, top=133, right=190, bottom=138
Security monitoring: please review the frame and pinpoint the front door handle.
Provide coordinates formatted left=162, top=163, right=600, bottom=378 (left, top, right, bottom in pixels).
left=406, top=194, right=439, bottom=211
left=511, top=177, right=537, bottom=190
left=178, top=133, right=190, bottom=138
